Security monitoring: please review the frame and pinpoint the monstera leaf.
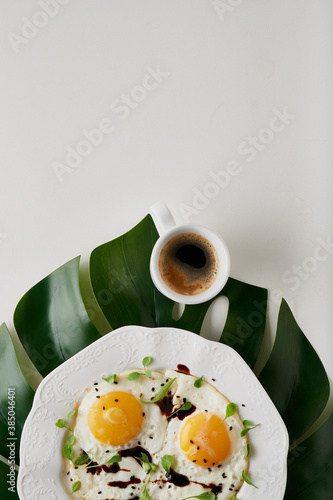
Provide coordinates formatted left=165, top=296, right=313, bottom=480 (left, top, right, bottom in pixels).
left=0, top=323, right=34, bottom=462
left=259, top=299, right=330, bottom=444
left=14, top=256, right=101, bottom=377
left=0, top=212, right=331, bottom=498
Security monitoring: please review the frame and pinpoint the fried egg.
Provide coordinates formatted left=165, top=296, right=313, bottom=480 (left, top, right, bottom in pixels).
left=65, top=368, right=248, bottom=500
left=149, top=370, right=248, bottom=499
left=69, top=369, right=168, bottom=499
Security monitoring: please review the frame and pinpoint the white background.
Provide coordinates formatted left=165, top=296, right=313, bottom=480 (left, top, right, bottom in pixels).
left=0, top=0, right=332, bottom=422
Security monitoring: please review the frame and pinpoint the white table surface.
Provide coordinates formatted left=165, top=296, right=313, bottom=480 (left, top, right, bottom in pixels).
left=0, top=0, right=332, bottom=423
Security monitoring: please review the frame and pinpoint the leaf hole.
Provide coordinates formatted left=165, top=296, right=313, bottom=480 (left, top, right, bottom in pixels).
left=172, top=302, right=185, bottom=321
left=200, top=295, right=229, bottom=342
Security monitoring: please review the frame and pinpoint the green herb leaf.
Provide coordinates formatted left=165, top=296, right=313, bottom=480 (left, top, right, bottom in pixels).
left=135, top=453, right=156, bottom=474
left=182, top=492, right=217, bottom=500
left=74, top=454, right=90, bottom=466
left=102, top=374, right=117, bottom=384
left=55, top=419, right=66, bottom=428
left=168, top=401, right=192, bottom=419
left=62, top=444, right=74, bottom=462
left=142, top=356, right=152, bottom=367
left=128, top=372, right=141, bottom=381
left=106, top=455, right=122, bottom=464
left=242, top=470, right=257, bottom=488
left=194, top=376, right=204, bottom=388
left=140, top=377, right=176, bottom=404
left=67, top=409, right=76, bottom=420
left=66, top=434, right=75, bottom=446
left=70, top=480, right=81, bottom=498
left=139, top=487, right=150, bottom=500
left=244, top=444, right=250, bottom=459
left=223, top=402, right=237, bottom=421
left=145, top=370, right=152, bottom=378
left=161, top=454, right=173, bottom=474
left=242, top=419, right=253, bottom=427
left=240, top=423, right=260, bottom=437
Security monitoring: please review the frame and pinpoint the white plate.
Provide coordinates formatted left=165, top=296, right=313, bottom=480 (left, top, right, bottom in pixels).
left=17, top=326, right=289, bottom=499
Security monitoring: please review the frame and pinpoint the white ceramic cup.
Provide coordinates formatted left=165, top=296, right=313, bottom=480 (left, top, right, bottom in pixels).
left=149, top=202, right=230, bottom=305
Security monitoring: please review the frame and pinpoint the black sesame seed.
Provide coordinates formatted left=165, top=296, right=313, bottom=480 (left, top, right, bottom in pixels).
left=190, top=440, right=194, bottom=444
left=161, top=383, right=165, bottom=386
left=98, top=492, right=102, bottom=495
left=204, top=409, right=208, bottom=412
left=115, top=399, right=119, bottom=402
left=204, top=459, right=207, bottom=463
left=242, top=403, right=245, bottom=407
left=218, top=464, right=222, bottom=468
left=208, top=467, right=212, bottom=472
left=96, top=395, right=100, bottom=398
left=149, top=436, right=153, bottom=439
left=197, top=446, right=200, bottom=450
left=152, top=388, right=155, bottom=392
left=168, top=391, right=172, bottom=395
left=74, top=466, right=78, bottom=470
left=95, top=388, right=99, bottom=392
left=168, top=485, right=171, bottom=489
left=66, top=472, right=70, bottom=475
left=131, top=486, right=136, bottom=489
left=166, top=379, right=169, bottom=382
left=142, top=412, right=145, bottom=417
left=229, top=426, right=233, bottom=431
left=193, top=460, right=196, bottom=462
left=138, top=441, right=141, bottom=445
left=94, top=382, right=98, bottom=385
left=183, top=398, right=187, bottom=403
left=106, top=450, right=110, bottom=453
left=130, top=475, right=135, bottom=481
left=103, top=406, right=105, bottom=410
left=114, top=381, right=118, bottom=384
left=212, top=462, right=215, bottom=466
left=70, top=478, right=73, bottom=481
left=212, top=378, right=216, bottom=381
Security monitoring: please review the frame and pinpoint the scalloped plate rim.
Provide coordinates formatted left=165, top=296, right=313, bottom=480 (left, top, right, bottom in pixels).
left=17, top=325, right=289, bottom=500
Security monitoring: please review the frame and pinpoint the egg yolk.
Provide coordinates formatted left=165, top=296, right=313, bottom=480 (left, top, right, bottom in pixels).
left=179, top=412, right=231, bottom=467
left=87, top=392, right=144, bottom=446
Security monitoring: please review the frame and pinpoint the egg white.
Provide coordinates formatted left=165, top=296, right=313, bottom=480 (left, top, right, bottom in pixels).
left=151, top=370, right=248, bottom=500
left=68, top=369, right=169, bottom=500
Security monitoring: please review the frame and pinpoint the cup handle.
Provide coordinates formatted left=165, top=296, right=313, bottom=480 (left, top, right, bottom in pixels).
left=149, top=202, right=176, bottom=235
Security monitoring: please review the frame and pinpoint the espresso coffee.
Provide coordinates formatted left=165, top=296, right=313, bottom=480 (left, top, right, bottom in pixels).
left=158, top=233, right=219, bottom=296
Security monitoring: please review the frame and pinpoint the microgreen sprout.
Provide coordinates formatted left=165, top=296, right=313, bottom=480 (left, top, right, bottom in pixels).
left=128, top=356, right=153, bottom=381
left=73, top=454, right=90, bottom=467
left=194, top=376, right=204, bottom=388
left=138, top=471, right=153, bottom=500
left=102, top=374, right=117, bottom=384
left=161, top=454, right=173, bottom=474
left=135, top=452, right=157, bottom=474
left=55, top=408, right=76, bottom=432
left=240, top=420, right=260, bottom=437
left=168, top=401, right=192, bottom=419
left=244, top=443, right=250, bottom=459
left=223, top=403, right=237, bottom=421
left=140, top=377, right=176, bottom=404
left=86, top=454, right=122, bottom=469
left=242, top=470, right=257, bottom=488
left=182, top=492, right=217, bottom=500
left=70, top=480, right=81, bottom=499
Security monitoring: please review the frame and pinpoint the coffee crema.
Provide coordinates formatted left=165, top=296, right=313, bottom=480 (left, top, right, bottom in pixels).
left=158, top=233, right=219, bottom=296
